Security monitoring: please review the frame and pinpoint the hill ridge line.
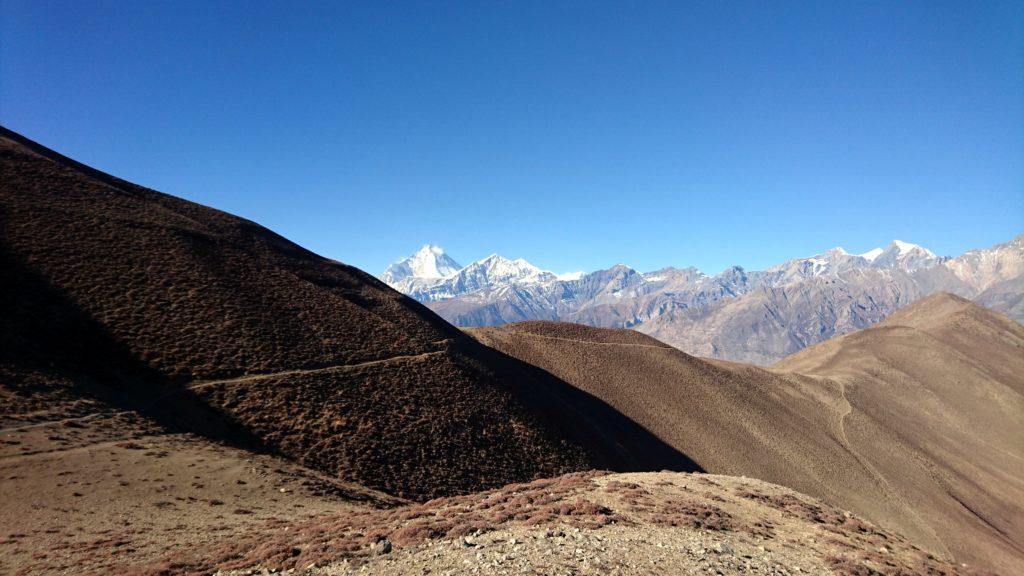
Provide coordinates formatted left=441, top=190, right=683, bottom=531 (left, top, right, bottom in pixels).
left=495, top=330, right=672, bottom=349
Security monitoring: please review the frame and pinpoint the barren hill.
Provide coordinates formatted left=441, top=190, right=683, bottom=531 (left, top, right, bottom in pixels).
left=471, top=296, right=1024, bottom=574
left=0, top=126, right=693, bottom=506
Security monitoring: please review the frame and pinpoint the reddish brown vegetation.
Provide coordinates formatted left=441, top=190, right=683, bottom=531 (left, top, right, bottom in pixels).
left=122, top=472, right=616, bottom=574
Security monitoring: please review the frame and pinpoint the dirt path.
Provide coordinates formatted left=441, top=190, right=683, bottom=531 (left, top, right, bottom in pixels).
left=1, top=348, right=449, bottom=437
left=182, top=349, right=448, bottom=393
left=827, top=376, right=949, bottom=558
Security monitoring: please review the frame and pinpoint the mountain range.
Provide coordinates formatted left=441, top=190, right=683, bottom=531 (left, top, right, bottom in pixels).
left=382, top=235, right=1024, bottom=363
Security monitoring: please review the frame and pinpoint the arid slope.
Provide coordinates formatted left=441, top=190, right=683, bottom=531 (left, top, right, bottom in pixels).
left=0, top=126, right=692, bottom=504
left=471, top=295, right=1024, bottom=574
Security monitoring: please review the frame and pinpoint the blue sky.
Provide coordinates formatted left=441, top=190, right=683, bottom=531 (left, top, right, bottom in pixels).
left=2, top=1, right=1022, bottom=275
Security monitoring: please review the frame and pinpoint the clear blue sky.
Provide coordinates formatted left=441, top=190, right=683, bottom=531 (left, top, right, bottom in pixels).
left=2, top=1, right=1022, bottom=275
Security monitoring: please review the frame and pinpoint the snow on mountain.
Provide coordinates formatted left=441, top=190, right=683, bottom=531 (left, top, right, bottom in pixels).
left=869, top=240, right=941, bottom=272
left=756, top=240, right=948, bottom=285
left=762, top=246, right=869, bottom=283
left=893, top=240, right=934, bottom=256
left=453, top=254, right=558, bottom=289
left=385, top=239, right=958, bottom=301
left=382, top=249, right=561, bottom=302
left=381, top=244, right=462, bottom=285
left=859, top=248, right=884, bottom=262
left=381, top=236, right=1023, bottom=349
left=384, top=239, right=957, bottom=303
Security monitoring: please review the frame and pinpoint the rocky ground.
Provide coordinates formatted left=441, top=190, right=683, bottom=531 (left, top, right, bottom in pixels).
left=208, top=473, right=986, bottom=576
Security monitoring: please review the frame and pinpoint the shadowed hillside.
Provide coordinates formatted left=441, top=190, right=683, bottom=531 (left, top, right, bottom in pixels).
left=0, top=126, right=696, bottom=504
left=471, top=296, right=1024, bottom=574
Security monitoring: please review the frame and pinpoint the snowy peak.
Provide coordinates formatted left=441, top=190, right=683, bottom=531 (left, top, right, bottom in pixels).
left=765, top=246, right=865, bottom=282
left=854, top=241, right=932, bottom=265
left=859, top=248, right=884, bottom=262
left=408, top=244, right=462, bottom=278
left=458, top=254, right=557, bottom=286
left=381, top=244, right=462, bottom=284
left=870, top=240, right=939, bottom=271
left=891, top=240, right=935, bottom=257
left=763, top=240, right=941, bottom=283
left=382, top=236, right=1020, bottom=306
left=381, top=245, right=560, bottom=301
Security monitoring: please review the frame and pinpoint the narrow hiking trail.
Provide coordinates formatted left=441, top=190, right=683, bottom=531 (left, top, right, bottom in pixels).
left=183, top=348, right=448, bottom=392
left=825, top=375, right=949, bottom=557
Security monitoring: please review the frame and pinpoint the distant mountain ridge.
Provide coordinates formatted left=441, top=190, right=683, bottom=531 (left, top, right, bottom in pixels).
left=382, top=234, right=1024, bottom=363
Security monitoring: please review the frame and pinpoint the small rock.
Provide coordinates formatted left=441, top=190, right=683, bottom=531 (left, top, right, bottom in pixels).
left=373, top=539, right=392, bottom=555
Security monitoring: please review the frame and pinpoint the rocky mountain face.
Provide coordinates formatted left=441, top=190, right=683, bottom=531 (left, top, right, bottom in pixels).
left=382, top=235, right=1024, bottom=363
left=380, top=244, right=463, bottom=296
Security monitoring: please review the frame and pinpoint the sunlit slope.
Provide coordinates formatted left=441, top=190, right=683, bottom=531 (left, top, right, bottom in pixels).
left=472, top=297, right=1024, bottom=573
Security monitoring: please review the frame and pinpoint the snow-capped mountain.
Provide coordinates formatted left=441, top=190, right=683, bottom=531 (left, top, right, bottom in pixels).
left=867, top=240, right=941, bottom=272
left=380, top=248, right=559, bottom=302
left=859, top=247, right=885, bottom=262
left=762, top=247, right=868, bottom=284
left=759, top=241, right=944, bottom=285
left=382, top=234, right=1024, bottom=363
left=381, top=244, right=462, bottom=285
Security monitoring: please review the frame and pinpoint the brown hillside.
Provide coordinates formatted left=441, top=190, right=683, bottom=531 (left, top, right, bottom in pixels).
left=471, top=298, right=1024, bottom=574
left=0, top=126, right=694, bottom=504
